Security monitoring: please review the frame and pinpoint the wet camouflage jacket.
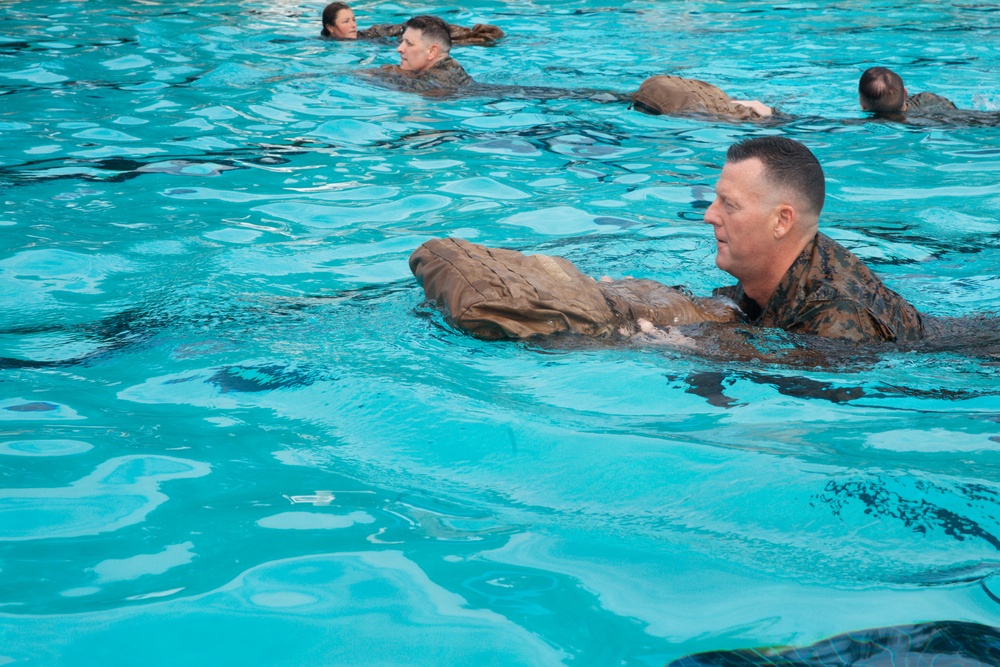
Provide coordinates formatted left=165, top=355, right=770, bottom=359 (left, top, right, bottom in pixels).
left=357, top=23, right=405, bottom=40
left=366, top=56, right=473, bottom=94
left=713, top=233, right=925, bottom=343
left=907, top=91, right=957, bottom=111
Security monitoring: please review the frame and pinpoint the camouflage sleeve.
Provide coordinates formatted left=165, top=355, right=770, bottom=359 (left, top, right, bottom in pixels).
left=358, top=23, right=405, bottom=39
left=791, top=299, right=894, bottom=343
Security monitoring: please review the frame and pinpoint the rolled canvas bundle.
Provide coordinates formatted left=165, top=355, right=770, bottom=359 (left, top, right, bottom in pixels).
left=410, top=238, right=737, bottom=340
left=632, top=75, right=765, bottom=120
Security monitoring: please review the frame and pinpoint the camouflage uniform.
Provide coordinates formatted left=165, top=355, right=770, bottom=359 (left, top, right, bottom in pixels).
left=907, top=91, right=957, bottom=111
left=356, top=23, right=404, bottom=40
left=357, top=22, right=504, bottom=46
left=905, top=96, right=1000, bottom=127
left=713, top=233, right=925, bottom=343
left=363, top=56, right=473, bottom=95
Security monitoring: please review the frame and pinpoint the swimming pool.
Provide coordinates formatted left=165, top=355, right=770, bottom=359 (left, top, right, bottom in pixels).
left=2, top=0, right=999, bottom=664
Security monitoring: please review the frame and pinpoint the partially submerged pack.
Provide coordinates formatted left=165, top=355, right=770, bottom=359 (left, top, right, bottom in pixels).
left=410, top=238, right=740, bottom=340
left=599, top=279, right=739, bottom=329
left=632, top=75, right=763, bottom=121
left=448, top=23, right=505, bottom=46
left=410, top=238, right=616, bottom=339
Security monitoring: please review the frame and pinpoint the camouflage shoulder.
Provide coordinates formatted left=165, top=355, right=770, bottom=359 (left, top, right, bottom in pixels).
left=359, top=24, right=405, bottom=39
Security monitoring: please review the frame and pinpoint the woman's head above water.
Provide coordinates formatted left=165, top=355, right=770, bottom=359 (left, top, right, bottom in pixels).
left=321, top=2, right=357, bottom=39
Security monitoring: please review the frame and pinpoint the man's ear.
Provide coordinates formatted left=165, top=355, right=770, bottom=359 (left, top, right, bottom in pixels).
left=772, top=203, right=796, bottom=240
left=427, top=43, right=441, bottom=61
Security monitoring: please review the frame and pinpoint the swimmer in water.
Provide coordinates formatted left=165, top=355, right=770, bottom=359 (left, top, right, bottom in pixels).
left=858, top=66, right=956, bottom=114
left=358, top=15, right=473, bottom=96
left=320, top=2, right=504, bottom=46
left=857, top=66, right=1000, bottom=126
left=704, top=136, right=925, bottom=343
left=320, top=2, right=358, bottom=39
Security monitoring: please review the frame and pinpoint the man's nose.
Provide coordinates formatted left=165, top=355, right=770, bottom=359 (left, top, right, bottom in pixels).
left=703, top=198, right=721, bottom=225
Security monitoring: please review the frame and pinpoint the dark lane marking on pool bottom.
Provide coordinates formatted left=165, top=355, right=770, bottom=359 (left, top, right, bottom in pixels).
left=668, top=620, right=1000, bottom=666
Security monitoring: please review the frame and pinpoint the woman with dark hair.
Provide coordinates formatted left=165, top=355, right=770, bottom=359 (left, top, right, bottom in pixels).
left=320, top=2, right=356, bottom=39
left=319, top=2, right=504, bottom=45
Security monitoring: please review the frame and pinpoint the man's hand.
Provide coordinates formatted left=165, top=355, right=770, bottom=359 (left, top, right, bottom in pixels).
left=732, top=99, right=773, bottom=117
left=634, top=319, right=698, bottom=349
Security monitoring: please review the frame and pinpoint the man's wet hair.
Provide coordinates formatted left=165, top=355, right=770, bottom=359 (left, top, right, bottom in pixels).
left=859, top=67, right=906, bottom=113
left=727, top=136, right=826, bottom=216
left=404, top=15, right=452, bottom=52
left=321, top=2, right=350, bottom=37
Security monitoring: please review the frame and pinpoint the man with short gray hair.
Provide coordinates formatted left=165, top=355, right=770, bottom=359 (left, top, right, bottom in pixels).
left=704, top=136, right=925, bottom=343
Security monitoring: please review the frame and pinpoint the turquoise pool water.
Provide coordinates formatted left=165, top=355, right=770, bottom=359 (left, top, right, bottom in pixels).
left=2, top=0, right=1000, bottom=664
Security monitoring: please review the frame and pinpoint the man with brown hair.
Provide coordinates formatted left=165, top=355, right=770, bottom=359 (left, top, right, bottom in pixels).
left=359, top=15, right=473, bottom=95
left=858, top=66, right=956, bottom=113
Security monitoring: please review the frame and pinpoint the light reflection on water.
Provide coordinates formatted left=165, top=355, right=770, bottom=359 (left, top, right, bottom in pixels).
left=2, top=0, right=1000, bottom=664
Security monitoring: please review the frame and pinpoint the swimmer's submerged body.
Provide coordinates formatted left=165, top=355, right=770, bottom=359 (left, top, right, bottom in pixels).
left=360, top=56, right=473, bottom=96
left=859, top=66, right=1000, bottom=126
left=361, top=66, right=776, bottom=120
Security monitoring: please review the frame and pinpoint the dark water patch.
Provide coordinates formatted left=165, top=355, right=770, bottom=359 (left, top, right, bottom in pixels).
left=817, top=476, right=1000, bottom=551
left=957, top=3, right=1000, bottom=10
left=4, top=147, right=310, bottom=187
left=891, top=560, right=1000, bottom=586
left=721, top=371, right=865, bottom=405
left=666, top=364, right=1000, bottom=409
left=207, top=363, right=321, bottom=393
left=669, top=621, right=1000, bottom=667
left=4, top=402, right=58, bottom=412
left=0, top=36, right=134, bottom=55
left=392, top=130, right=464, bottom=152
left=0, top=304, right=169, bottom=370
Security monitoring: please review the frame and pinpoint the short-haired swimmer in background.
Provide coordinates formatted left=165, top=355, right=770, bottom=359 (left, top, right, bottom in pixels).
left=858, top=66, right=956, bottom=114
